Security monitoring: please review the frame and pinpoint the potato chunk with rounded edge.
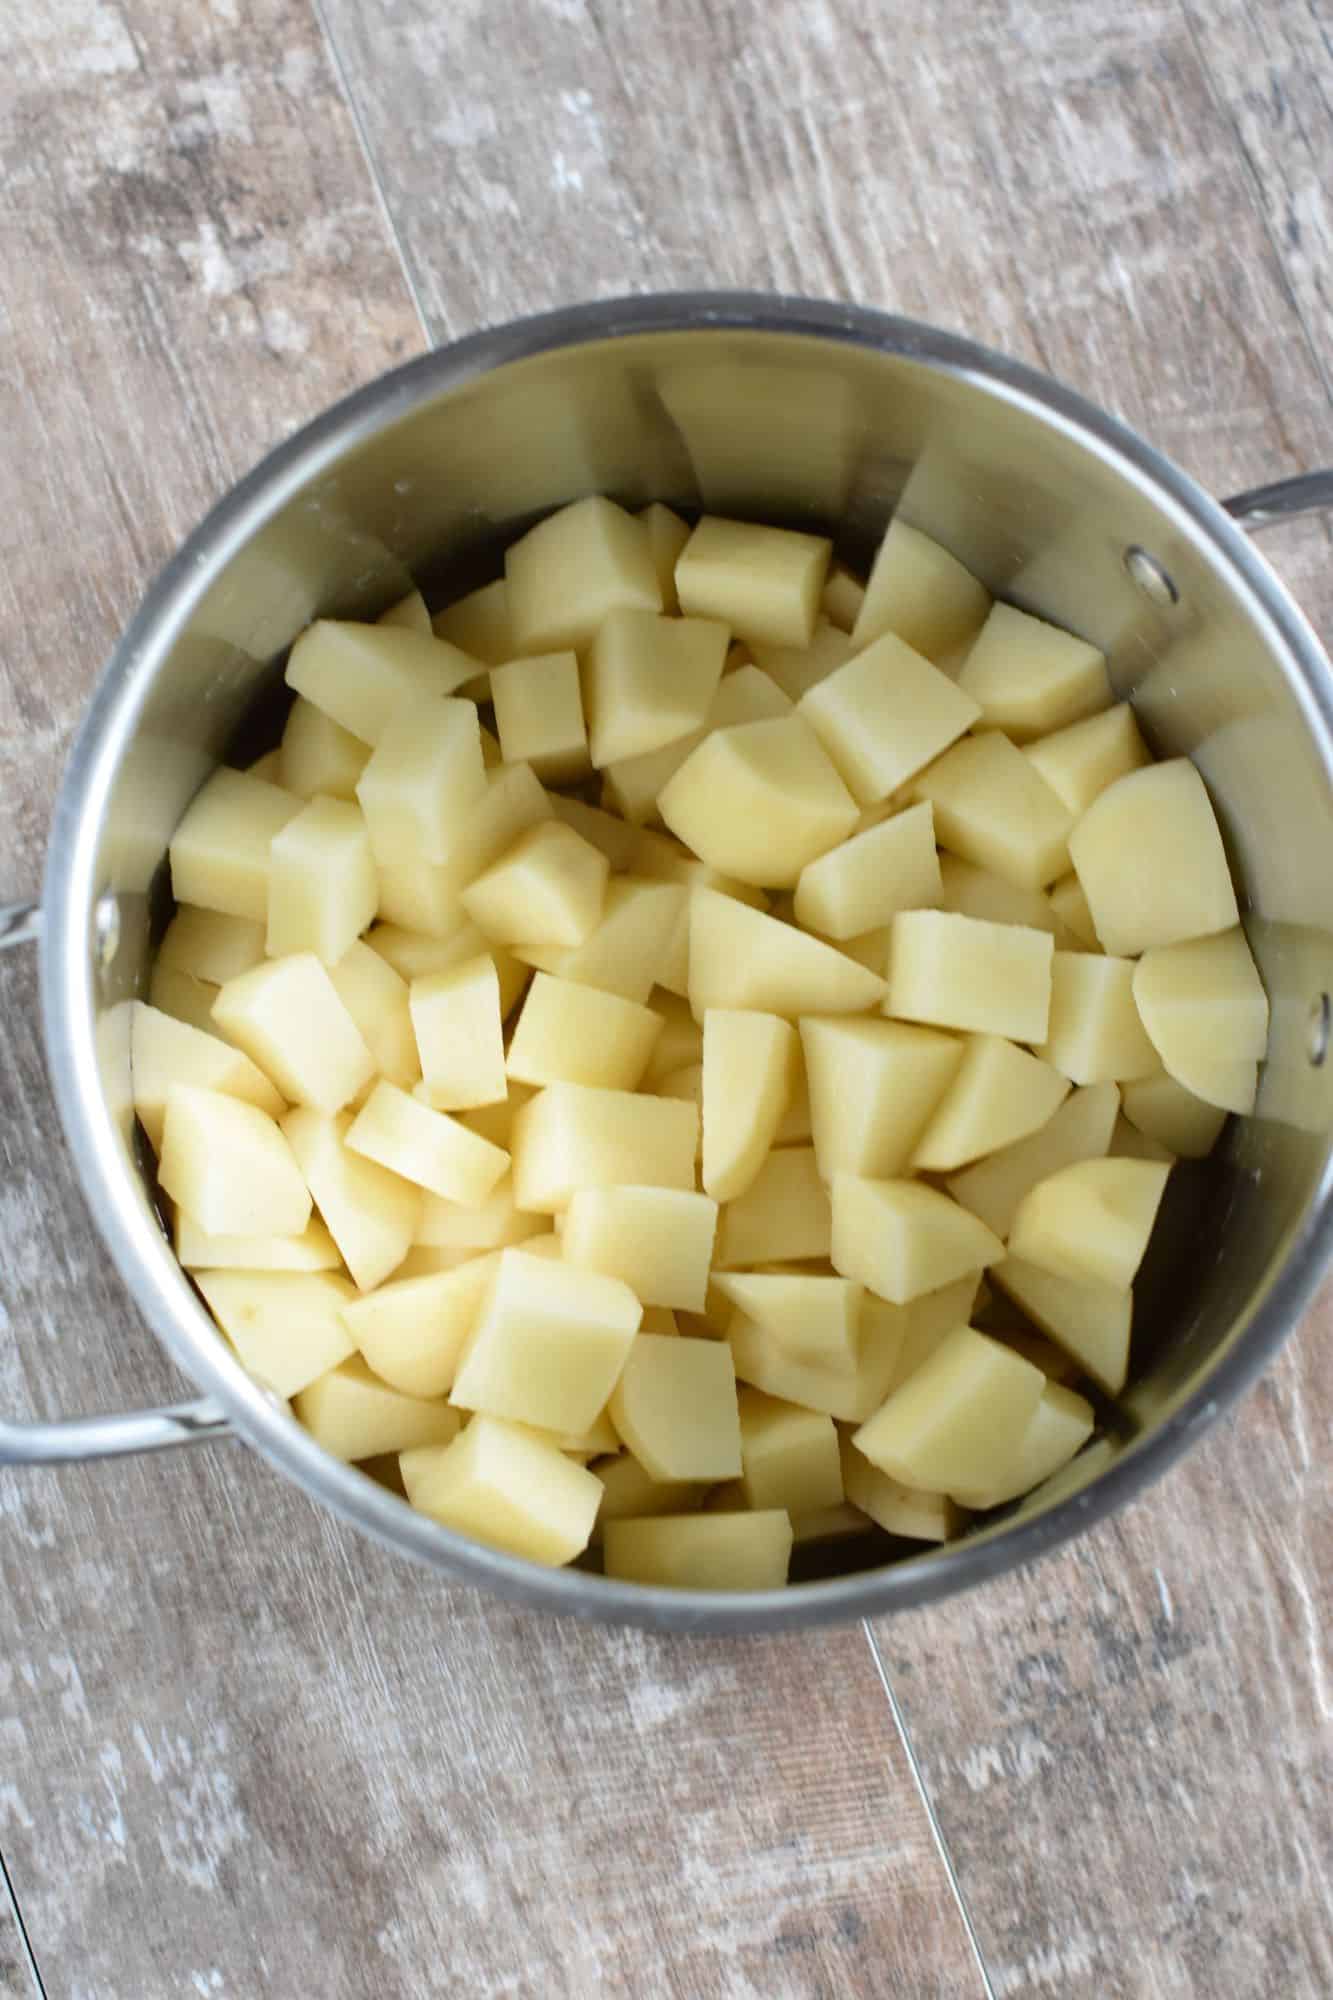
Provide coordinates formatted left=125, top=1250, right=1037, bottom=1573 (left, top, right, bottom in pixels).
left=130, top=1001, right=284, bottom=1151
left=659, top=716, right=858, bottom=889
left=506, top=973, right=663, bottom=1091
left=1069, top=759, right=1238, bottom=956
left=339, top=1253, right=499, bottom=1398
left=990, top=1256, right=1132, bottom=1395
left=798, top=634, right=981, bottom=806
left=886, top=909, right=1053, bottom=1045
left=851, top=518, right=991, bottom=661
left=450, top=1248, right=641, bottom=1434
left=950, top=1379, right=1096, bottom=1510
left=196, top=1269, right=356, bottom=1399
left=675, top=515, right=830, bottom=649
left=912, top=731, right=1073, bottom=889
left=282, top=1107, right=420, bottom=1292
left=603, top=1511, right=793, bottom=1590
left=956, top=603, right=1110, bottom=741
left=1039, top=953, right=1160, bottom=1085
left=406, top=1416, right=602, bottom=1566
left=831, top=1175, right=1003, bottom=1304
left=408, top=956, right=507, bottom=1111
left=266, top=795, right=378, bottom=965
left=462, top=821, right=609, bottom=950
left=160, top=1086, right=311, bottom=1239
left=510, top=1083, right=698, bottom=1213
left=701, top=1010, right=797, bottom=1201
left=346, top=1080, right=508, bottom=1207
left=285, top=621, right=481, bottom=745
left=1008, top=1157, right=1170, bottom=1293
left=839, top=1434, right=961, bottom=1542
left=1120, top=1072, right=1228, bottom=1159
left=689, top=888, right=885, bottom=1020
left=852, top=1326, right=1044, bottom=1494
left=794, top=801, right=941, bottom=939
left=1024, top=701, right=1150, bottom=815
left=212, top=954, right=375, bottom=1115
left=294, top=1357, right=461, bottom=1461
left=562, top=1186, right=719, bottom=1312
left=489, top=651, right=589, bottom=784
left=609, top=1336, right=742, bottom=1483
left=168, top=767, right=303, bottom=922
left=946, top=1081, right=1119, bottom=1239
left=505, top=496, right=661, bottom=653
left=801, top=1016, right=965, bottom=1181
left=584, top=609, right=729, bottom=766
left=910, top=1036, right=1071, bottom=1173
left=714, top=1147, right=831, bottom=1268
left=279, top=697, right=371, bottom=802
left=1131, top=928, right=1268, bottom=1111
left=738, top=1389, right=842, bottom=1513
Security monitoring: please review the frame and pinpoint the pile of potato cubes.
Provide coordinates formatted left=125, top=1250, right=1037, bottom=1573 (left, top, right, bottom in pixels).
left=132, top=491, right=1267, bottom=1590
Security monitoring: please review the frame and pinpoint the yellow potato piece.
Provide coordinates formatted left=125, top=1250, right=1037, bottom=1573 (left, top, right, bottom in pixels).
left=168, top=767, right=303, bottom=922
left=378, top=761, right=554, bottom=935
left=1038, top=953, right=1160, bottom=1085
left=820, top=561, right=866, bottom=634
left=266, top=795, right=378, bottom=965
left=609, top=1336, right=742, bottom=1483
left=355, top=694, right=487, bottom=868
left=801, top=1015, right=965, bottom=1180
left=451, top=1247, right=641, bottom=1434
left=602, top=660, right=791, bottom=823
left=1109, top=1114, right=1176, bottom=1164
left=956, top=602, right=1110, bottom=741
left=510, top=1082, right=698, bottom=1213
left=377, top=588, right=431, bottom=635
left=505, top=496, right=661, bottom=653
left=1046, top=873, right=1100, bottom=951
left=584, top=609, right=729, bottom=766
left=712, top=1273, right=863, bottom=1374
left=145, top=964, right=225, bottom=1035
left=462, top=821, right=609, bottom=950
left=851, top=518, right=991, bottom=661
left=1120, top=1072, right=1228, bottom=1159
left=627, top=832, right=768, bottom=997
left=913, top=731, right=1073, bottom=889
left=130, top=1001, right=284, bottom=1151
left=213, top=954, right=375, bottom=1115
left=279, top=697, right=371, bottom=802
left=174, top=1212, right=342, bottom=1274
left=1024, top=701, right=1150, bottom=814
left=339, top=1254, right=498, bottom=1398
left=346, top=1080, right=509, bottom=1208
left=562, top=1186, right=719, bottom=1312
left=547, top=795, right=641, bottom=872
left=990, top=1256, right=1132, bottom=1395
left=910, top=1036, right=1071, bottom=1173
left=489, top=651, right=590, bottom=785
left=659, top=715, right=859, bottom=889
left=937, top=853, right=1061, bottom=936
left=799, top=633, right=981, bottom=807
left=513, top=878, right=684, bottom=1006
left=675, top=515, right=831, bottom=649
left=748, top=620, right=856, bottom=703
left=714, top=1147, right=832, bottom=1268
left=158, top=906, right=266, bottom=985
left=326, top=941, right=421, bottom=1091
left=408, top=1415, right=602, bottom=1565
left=197, top=1269, right=357, bottom=1399
left=877, top=1274, right=988, bottom=1395
left=282, top=1107, right=421, bottom=1292
left=412, top=1176, right=540, bottom=1253
left=831, top=1175, right=1004, bottom=1304
left=949, top=1379, right=1096, bottom=1509
left=431, top=577, right=515, bottom=665
left=852, top=1326, right=1044, bottom=1494
left=641, top=989, right=703, bottom=1086
left=1008, top=1157, right=1170, bottom=1292
left=160, top=1085, right=311, bottom=1239
left=886, top=909, right=1054, bottom=1045
left=637, top=501, right=691, bottom=613
left=1068, top=758, right=1238, bottom=956
left=794, top=801, right=942, bottom=939
left=946, top=1081, right=1120, bottom=1238
left=590, top=1454, right=708, bottom=1542
left=689, top=887, right=886, bottom=1020
left=603, top=1511, right=793, bottom=1590
left=838, top=1434, right=961, bottom=1542
left=294, top=1357, right=461, bottom=1461
left=506, top=973, right=663, bottom=1092
left=738, top=1389, right=843, bottom=1513
left=285, top=621, right=480, bottom=745
left=408, top=955, right=507, bottom=1111
left=1131, top=927, right=1268, bottom=1110
left=701, top=1009, right=797, bottom=1201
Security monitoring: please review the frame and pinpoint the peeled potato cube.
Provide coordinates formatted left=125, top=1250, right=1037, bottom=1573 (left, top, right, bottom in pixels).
left=1039, top=953, right=1160, bottom=1085
left=831, top=1176, right=1003, bottom=1304
left=489, top=650, right=589, bottom=784
left=938, top=854, right=1060, bottom=937
left=174, top=1211, right=341, bottom=1273
left=689, top=887, right=885, bottom=1019
left=584, top=609, right=729, bottom=766
left=294, top=1356, right=460, bottom=1461
left=820, top=561, right=866, bottom=634
left=591, top=1454, right=708, bottom=1539
left=547, top=795, right=641, bottom=873
left=266, top=795, right=377, bottom=965
left=887, top=909, right=1054, bottom=1045
left=158, top=906, right=265, bottom=985
left=160, top=1085, right=311, bottom=1238
left=911, top=1036, right=1071, bottom=1172
left=991, top=1256, right=1131, bottom=1395
left=675, top=515, right=830, bottom=648
left=379, top=761, right=553, bottom=930
left=626, top=830, right=768, bottom=996
left=712, top=1273, right=862, bottom=1374
left=355, top=694, right=486, bottom=868
left=801, top=1016, right=965, bottom=1180
left=1047, top=873, right=1100, bottom=951
left=168, top=767, right=303, bottom=921
left=505, top=496, right=661, bottom=652
left=406, top=955, right=507, bottom=1111
left=1025, top=701, right=1150, bottom=814
left=377, top=588, right=431, bottom=634
left=407, top=1415, right=601, bottom=1565
left=145, top=965, right=223, bottom=1036
left=367, top=922, right=523, bottom=1021
left=130, top=1001, right=283, bottom=1151
left=562, top=1186, right=719, bottom=1311
left=1069, top=758, right=1239, bottom=956
left=851, top=518, right=991, bottom=661
left=1131, top=927, right=1268, bottom=1111
left=659, top=715, right=858, bottom=889
left=852, top=1326, right=1044, bottom=1494
left=1110, top=1113, right=1177, bottom=1164
left=449, top=1247, right=640, bottom=1433
left=914, top=731, right=1073, bottom=889
left=462, top=821, right=608, bottom=949
left=510, top=1083, right=697, bottom=1213
left=701, top=1010, right=797, bottom=1201
left=876, top=1274, right=987, bottom=1396
left=432, top=577, right=515, bottom=665
left=602, top=659, right=792, bottom=822
left=213, top=954, right=375, bottom=1113
left=794, top=801, right=941, bottom=939
left=346, top=1080, right=508, bottom=1207
left=839, top=1435, right=960, bottom=1541
left=956, top=603, right=1110, bottom=740
left=737, top=1389, right=842, bottom=1513
left=412, top=1176, right=539, bottom=1252
left=196, top=1269, right=356, bottom=1398
left=282, top=1106, right=420, bottom=1291
left=604, top=1510, right=792, bottom=1589
left=1008, top=1156, right=1170, bottom=1292
left=950, top=1379, right=1096, bottom=1510
left=638, top=501, right=691, bottom=612
left=286, top=621, right=481, bottom=745
left=748, top=620, right=856, bottom=703
left=1120, top=1072, right=1228, bottom=1159
left=947, top=1081, right=1120, bottom=1238
left=506, top=973, right=663, bottom=1092
left=327, top=940, right=421, bottom=1090
left=609, top=1336, right=741, bottom=1482
left=513, top=878, right=684, bottom=1005
left=279, top=696, right=371, bottom=801
left=714, top=1147, right=831, bottom=1268
left=798, top=634, right=981, bottom=807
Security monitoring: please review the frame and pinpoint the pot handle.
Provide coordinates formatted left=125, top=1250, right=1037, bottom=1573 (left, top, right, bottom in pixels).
left=0, top=898, right=232, bottom=1465
left=1223, top=468, right=1333, bottom=529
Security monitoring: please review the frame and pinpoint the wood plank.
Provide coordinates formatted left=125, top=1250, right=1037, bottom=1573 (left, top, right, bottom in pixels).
left=0, top=1888, right=33, bottom=2000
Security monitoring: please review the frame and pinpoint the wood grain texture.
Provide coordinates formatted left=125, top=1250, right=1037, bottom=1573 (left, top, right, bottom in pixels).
left=0, top=1889, right=33, bottom=2000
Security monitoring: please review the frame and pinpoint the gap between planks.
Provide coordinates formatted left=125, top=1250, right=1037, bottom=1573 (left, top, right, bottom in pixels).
left=0, top=1846, right=47, bottom=2000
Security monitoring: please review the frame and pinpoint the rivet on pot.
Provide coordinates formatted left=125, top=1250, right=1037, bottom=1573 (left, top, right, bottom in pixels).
left=1124, top=545, right=1179, bottom=606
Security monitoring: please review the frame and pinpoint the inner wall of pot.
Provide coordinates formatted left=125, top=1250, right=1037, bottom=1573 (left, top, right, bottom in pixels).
left=90, top=326, right=1333, bottom=1551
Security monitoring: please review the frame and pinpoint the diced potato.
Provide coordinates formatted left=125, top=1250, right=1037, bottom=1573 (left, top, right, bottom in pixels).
left=638, top=501, right=691, bottom=613
left=714, top=1147, right=832, bottom=1267
left=609, top=1336, right=742, bottom=1482
left=712, top=1273, right=862, bottom=1373
left=489, top=650, right=590, bottom=783
left=603, top=1510, right=793, bottom=1590
left=1008, top=1157, right=1170, bottom=1292
left=1039, top=953, right=1160, bottom=1085
left=659, top=715, right=858, bottom=889
left=510, top=1082, right=698, bottom=1213
left=450, top=1247, right=641, bottom=1433
left=950, top=1380, right=1096, bottom=1509
left=789, top=1501, right=872, bottom=1544
left=675, top=515, right=831, bottom=649
left=374, top=862, right=466, bottom=939
left=196, top=1269, right=357, bottom=1398
left=990, top=1256, right=1131, bottom=1395
left=1131, top=927, right=1268, bottom=1112
left=886, top=909, right=1054, bottom=1045
left=1025, top=701, right=1150, bottom=814
left=168, top=767, right=303, bottom=921
left=160, top=1085, right=312, bottom=1238
left=820, top=561, right=866, bottom=634
left=368, top=918, right=488, bottom=981
left=591, top=1453, right=708, bottom=1540
left=726, top=1289, right=901, bottom=1424
left=701, top=1010, right=797, bottom=1201
left=641, top=989, right=703, bottom=1086
left=377, top=588, right=431, bottom=634
left=913, top=731, right=1073, bottom=889
left=355, top=694, right=486, bottom=867
left=774, top=1040, right=814, bottom=1143
left=547, top=795, right=641, bottom=872
left=852, top=1326, right=1044, bottom=1493
left=279, top=696, right=371, bottom=801
left=157, top=906, right=266, bottom=985
left=213, top=954, right=375, bottom=1114
left=830, top=1175, right=1003, bottom=1303
left=851, top=518, right=991, bottom=661
left=513, top=878, right=683, bottom=1005
left=794, top=801, right=941, bottom=939
left=1110, top=1114, right=1176, bottom=1164
left=801, top=1016, right=965, bottom=1180
left=381, top=761, right=554, bottom=932
left=285, top=620, right=481, bottom=744
left=839, top=1435, right=960, bottom=1542
left=327, top=940, right=421, bottom=1090
left=937, top=854, right=1059, bottom=936
left=174, top=1211, right=341, bottom=1273
left=562, top=1186, right=719, bottom=1311
left=462, top=821, right=608, bottom=949
left=585, top=609, right=729, bottom=766
left=1047, top=873, right=1099, bottom=950
left=266, top=796, right=378, bottom=965
left=627, top=831, right=768, bottom=997
left=408, top=956, right=507, bottom=1110
left=506, top=973, right=663, bottom=1091
left=246, top=749, right=283, bottom=782
left=747, top=620, right=855, bottom=702
left=282, top=1107, right=421, bottom=1291
left=737, top=1389, right=842, bottom=1513
left=130, top=1001, right=283, bottom=1151
left=413, top=1177, right=540, bottom=1252
left=878, top=1274, right=987, bottom=1394
left=346, top=1080, right=508, bottom=1207
left=505, top=496, right=661, bottom=652
left=602, top=660, right=791, bottom=823
left=407, top=1416, right=602, bottom=1566
left=293, top=1357, right=461, bottom=1461
left=432, top=577, right=515, bottom=665
left=798, top=634, right=981, bottom=807
left=1120, top=1072, right=1228, bottom=1159
left=956, top=603, right=1110, bottom=740
left=689, top=887, right=885, bottom=1020
left=911, top=1036, right=1071, bottom=1172
left=946, top=1081, right=1120, bottom=1238
left=1069, top=758, right=1239, bottom=956
left=141, top=961, right=216, bottom=1039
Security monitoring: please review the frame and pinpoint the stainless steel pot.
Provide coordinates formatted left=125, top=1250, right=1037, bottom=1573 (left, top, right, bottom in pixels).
left=3, top=295, right=1331, bottom=1634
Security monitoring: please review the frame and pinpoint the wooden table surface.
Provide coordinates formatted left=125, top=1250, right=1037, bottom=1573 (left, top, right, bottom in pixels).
left=2, top=2, right=1331, bottom=1994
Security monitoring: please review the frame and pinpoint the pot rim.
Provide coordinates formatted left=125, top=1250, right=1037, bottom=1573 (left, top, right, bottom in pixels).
left=40, top=291, right=1333, bottom=1632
